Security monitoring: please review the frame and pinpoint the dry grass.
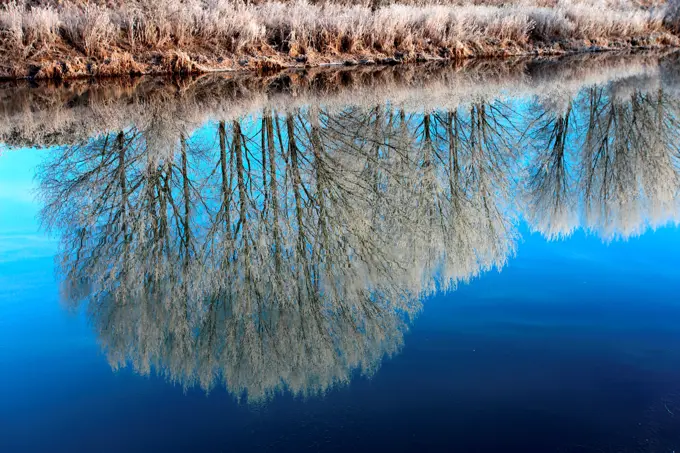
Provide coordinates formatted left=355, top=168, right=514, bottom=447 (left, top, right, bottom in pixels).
left=0, top=0, right=678, bottom=78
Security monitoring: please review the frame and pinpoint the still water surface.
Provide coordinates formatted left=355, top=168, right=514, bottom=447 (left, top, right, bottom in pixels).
left=1, top=53, right=680, bottom=452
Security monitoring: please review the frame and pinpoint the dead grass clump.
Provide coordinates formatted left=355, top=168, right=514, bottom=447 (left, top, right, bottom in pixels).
left=114, top=0, right=266, bottom=53
left=0, top=1, right=60, bottom=57
left=97, top=51, right=144, bottom=76
left=60, top=4, right=115, bottom=56
left=32, top=60, right=65, bottom=79
left=163, top=51, right=204, bottom=74
left=30, top=58, right=89, bottom=79
left=252, top=57, right=286, bottom=73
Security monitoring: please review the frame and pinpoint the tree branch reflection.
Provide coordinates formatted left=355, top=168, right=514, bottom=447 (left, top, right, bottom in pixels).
left=524, top=79, right=680, bottom=241
left=36, top=70, right=680, bottom=401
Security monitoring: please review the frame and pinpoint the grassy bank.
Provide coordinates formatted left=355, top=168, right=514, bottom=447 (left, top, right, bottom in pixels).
left=0, top=0, right=679, bottom=79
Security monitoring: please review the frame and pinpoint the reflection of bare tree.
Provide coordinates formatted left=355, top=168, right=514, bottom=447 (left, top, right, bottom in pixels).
left=523, top=82, right=680, bottom=241
left=38, top=104, right=516, bottom=401
left=524, top=100, right=577, bottom=239
left=579, top=86, right=680, bottom=240
left=399, top=103, right=519, bottom=289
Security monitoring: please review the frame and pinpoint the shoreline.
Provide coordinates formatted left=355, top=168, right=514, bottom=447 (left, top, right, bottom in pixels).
left=0, top=42, right=678, bottom=81
left=2, top=0, right=679, bottom=81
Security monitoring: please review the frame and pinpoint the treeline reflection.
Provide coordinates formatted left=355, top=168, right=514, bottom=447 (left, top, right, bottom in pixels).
left=36, top=72, right=680, bottom=401
left=525, top=84, right=680, bottom=239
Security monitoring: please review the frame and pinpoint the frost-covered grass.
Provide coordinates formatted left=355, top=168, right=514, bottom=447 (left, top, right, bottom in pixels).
left=0, top=0, right=678, bottom=78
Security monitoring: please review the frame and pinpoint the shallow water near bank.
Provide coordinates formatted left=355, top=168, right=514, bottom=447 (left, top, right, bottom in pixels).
left=1, top=52, right=680, bottom=453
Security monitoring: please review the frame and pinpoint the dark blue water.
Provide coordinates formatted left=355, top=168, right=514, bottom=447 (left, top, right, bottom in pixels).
left=2, top=150, right=680, bottom=452
left=2, top=56, right=680, bottom=453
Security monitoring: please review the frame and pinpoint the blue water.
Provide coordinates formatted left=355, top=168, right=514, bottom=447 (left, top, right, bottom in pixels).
left=1, top=147, right=680, bottom=452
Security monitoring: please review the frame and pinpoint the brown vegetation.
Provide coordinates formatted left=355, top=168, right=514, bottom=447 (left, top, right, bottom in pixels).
left=0, top=0, right=679, bottom=79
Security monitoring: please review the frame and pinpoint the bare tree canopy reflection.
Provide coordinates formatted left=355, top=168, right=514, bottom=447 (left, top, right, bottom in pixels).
left=524, top=76, right=680, bottom=241
left=31, top=53, right=680, bottom=402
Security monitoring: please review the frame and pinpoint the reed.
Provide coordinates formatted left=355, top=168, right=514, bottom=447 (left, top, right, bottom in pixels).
left=0, top=0, right=677, bottom=78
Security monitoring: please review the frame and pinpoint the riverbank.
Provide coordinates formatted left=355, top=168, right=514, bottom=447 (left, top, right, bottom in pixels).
left=1, top=0, right=679, bottom=79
